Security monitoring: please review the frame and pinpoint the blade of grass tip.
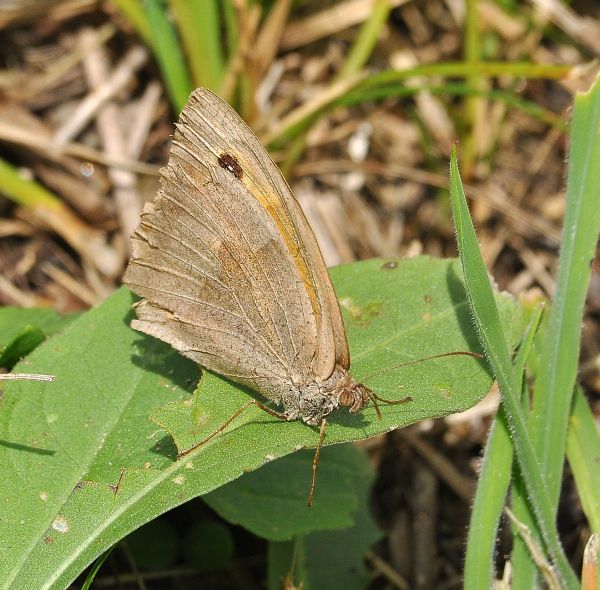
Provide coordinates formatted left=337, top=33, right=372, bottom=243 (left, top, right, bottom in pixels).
left=146, top=0, right=193, bottom=112
left=112, top=0, right=152, bottom=47
left=464, top=305, right=544, bottom=589
left=514, top=305, right=545, bottom=411
left=511, top=74, right=600, bottom=588
left=566, top=386, right=600, bottom=533
left=449, top=150, right=579, bottom=589
left=170, top=0, right=224, bottom=90
left=81, top=547, right=113, bottom=590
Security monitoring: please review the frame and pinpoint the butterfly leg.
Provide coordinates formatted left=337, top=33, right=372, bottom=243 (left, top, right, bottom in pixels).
left=177, top=399, right=288, bottom=459
left=307, top=418, right=328, bottom=507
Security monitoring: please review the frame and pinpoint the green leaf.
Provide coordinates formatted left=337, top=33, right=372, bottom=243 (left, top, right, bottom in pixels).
left=0, top=307, right=76, bottom=349
left=182, top=520, right=234, bottom=570
left=154, top=257, right=523, bottom=456
left=205, top=445, right=368, bottom=541
left=0, top=288, right=199, bottom=590
left=0, top=257, right=524, bottom=589
left=267, top=446, right=380, bottom=590
left=0, top=307, right=77, bottom=368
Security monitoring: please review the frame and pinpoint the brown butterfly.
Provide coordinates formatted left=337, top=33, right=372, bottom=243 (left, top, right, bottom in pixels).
left=124, top=88, right=408, bottom=504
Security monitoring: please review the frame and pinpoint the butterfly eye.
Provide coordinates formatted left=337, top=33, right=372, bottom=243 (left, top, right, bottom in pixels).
left=338, top=390, right=354, bottom=408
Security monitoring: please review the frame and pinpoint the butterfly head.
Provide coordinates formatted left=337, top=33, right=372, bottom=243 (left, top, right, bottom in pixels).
left=337, top=378, right=371, bottom=414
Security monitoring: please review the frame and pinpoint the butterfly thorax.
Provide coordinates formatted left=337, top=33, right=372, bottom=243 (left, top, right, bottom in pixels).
left=283, top=365, right=371, bottom=426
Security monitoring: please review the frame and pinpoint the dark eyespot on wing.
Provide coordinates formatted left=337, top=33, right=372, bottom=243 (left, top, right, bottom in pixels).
left=218, top=153, right=243, bottom=179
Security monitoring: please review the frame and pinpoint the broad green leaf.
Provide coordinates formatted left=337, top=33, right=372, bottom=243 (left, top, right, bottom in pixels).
left=0, top=306, right=76, bottom=349
left=0, top=288, right=199, bottom=590
left=182, top=520, right=234, bottom=570
left=267, top=445, right=380, bottom=590
left=0, top=307, right=78, bottom=369
left=0, top=326, right=46, bottom=369
left=0, top=256, right=524, bottom=589
left=205, top=445, right=368, bottom=541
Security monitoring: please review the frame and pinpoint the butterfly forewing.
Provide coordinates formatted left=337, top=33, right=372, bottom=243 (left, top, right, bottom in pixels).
left=124, top=89, right=350, bottom=404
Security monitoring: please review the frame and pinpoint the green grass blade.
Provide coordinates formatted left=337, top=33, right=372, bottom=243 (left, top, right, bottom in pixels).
left=170, top=0, right=224, bottom=90
left=336, top=0, right=391, bottom=80
left=269, top=79, right=565, bottom=150
left=567, top=387, right=600, bottom=533
left=111, top=0, right=152, bottom=46
left=464, top=305, right=544, bottom=588
left=80, top=547, right=113, bottom=590
left=146, top=0, right=193, bottom=112
left=280, top=0, right=390, bottom=173
left=221, top=0, right=238, bottom=63
left=449, top=152, right=579, bottom=589
left=512, top=73, right=600, bottom=587
left=530, top=75, right=600, bottom=502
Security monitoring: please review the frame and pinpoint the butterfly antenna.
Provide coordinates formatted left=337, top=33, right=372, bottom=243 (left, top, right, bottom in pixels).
left=360, top=350, right=484, bottom=381
left=307, top=419, right=327, bottom=507
left=372, top=392, right=413, bottom=406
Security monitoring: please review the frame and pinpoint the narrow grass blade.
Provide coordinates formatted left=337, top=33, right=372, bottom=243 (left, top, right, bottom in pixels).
left=464, top=305, right=544, bottom=588
left=146, top=0, right=192, bottom=112
left=512, top=74, right=600, bottom=587
left=529, top=75, right=600, bottom=503
left=278, top=0, right=390, bottom=173
left=81, top=547, right=113, bottom=590
left=112, top=0, right=152, bottom=47
left=566, top=387, right=600, bottom=533
left=171, top=0, right=224, bottom=90
left=449, top=151, right=578, bottom=589
left=336, top=0, right=391, bottom=80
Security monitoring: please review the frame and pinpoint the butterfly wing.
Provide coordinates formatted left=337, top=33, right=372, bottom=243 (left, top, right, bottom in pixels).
left=124, top=88, right=349, bottom=403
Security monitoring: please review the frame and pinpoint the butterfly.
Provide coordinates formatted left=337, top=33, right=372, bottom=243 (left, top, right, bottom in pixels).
left=124, top=88, right=408, bottom=504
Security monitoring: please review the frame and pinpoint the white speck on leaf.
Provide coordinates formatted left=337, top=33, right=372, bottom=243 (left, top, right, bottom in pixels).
left=52, top=515, right=69, bottom=534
